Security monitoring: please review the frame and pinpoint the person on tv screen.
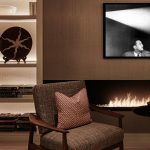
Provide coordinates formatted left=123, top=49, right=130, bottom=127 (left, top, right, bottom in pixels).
left=123, top=40, right=150, bottom=57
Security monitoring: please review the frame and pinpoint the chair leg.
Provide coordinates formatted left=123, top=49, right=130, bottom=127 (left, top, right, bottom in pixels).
left=28, top=123, right=35, bottom=150
left=119, top=141, right=124, bottom=150
left=62, top=132, right=68, bottom=150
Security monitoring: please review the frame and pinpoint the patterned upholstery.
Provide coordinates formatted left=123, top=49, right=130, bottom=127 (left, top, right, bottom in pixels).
left=55, top=88, right=92, bottom=129
left=41, top=122, right=124, bottom=150
left=33, top=81, right=85, bottom=133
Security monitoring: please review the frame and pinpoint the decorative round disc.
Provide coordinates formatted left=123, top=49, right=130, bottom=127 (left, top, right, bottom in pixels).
left=0, top=26, right=32, bottom=63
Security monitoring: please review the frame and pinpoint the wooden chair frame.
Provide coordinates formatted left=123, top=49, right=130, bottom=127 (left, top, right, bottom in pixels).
left=28, top=105, right=124, bottom=150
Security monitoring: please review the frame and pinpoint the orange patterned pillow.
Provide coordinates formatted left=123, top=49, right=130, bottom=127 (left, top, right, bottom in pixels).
left=55, top=88, right=92, bottom=129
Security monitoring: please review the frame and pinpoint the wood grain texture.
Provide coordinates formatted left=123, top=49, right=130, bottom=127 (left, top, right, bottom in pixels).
left=43, top=0, right=150, bottom=80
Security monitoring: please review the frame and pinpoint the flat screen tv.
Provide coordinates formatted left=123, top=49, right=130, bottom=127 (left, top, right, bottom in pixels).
left=104, top=3, right=150, bottom=58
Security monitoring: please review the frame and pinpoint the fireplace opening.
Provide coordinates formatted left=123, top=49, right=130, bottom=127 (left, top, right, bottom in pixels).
left=85, top=80, right=150, bottom=111
left=43, top=80, right=150, bottom=111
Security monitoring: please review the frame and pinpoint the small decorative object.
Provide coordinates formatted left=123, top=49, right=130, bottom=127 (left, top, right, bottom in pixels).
left=0, top=5, right=17, bottom=15
left=104, top=3, right=150, bottom=58
left=29, top=2, right=37, bottom=16
left=0, top=27, right=32, bottom=63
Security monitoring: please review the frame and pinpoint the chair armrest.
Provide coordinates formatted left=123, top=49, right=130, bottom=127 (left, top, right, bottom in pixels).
left=90, top=105, right=124, bottom=128
left=28, top=113, right=69, bottom=150
left=29, top=113, right=69, bottom=133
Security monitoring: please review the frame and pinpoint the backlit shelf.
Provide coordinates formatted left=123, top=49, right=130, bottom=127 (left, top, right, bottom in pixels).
left=0, top=61, right=37, bottom=67
left=0, top=95, right=33, bottom=103
left=0, top=15, right=36, bottom=20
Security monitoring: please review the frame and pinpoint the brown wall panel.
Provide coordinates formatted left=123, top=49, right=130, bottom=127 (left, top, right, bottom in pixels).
left=43, top=0, right=150, bottom=80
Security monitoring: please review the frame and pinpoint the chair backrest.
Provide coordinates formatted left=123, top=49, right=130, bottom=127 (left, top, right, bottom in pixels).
left=32, top=80, right=86, bottom=133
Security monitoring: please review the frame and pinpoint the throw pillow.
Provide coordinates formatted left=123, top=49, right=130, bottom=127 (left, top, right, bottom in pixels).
left=55, top=88, right=92, bottom=129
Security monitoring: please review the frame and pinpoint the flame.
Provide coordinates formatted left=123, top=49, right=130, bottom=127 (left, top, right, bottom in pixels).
left=97, top=93, right=150, bottom=107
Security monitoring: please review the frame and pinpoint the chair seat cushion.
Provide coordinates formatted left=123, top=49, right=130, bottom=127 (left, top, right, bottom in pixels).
left=40, top=122, right=124, bottom=150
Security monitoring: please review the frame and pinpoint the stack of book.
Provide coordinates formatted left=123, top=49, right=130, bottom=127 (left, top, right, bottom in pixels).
left=0, top=87, right=19, bottom=98
left=18, top=86, right=33, bottom=95
left=0, top=113, right=31, bottom=131
left=16, top=113, right=30, bottom=131
left=0, top=120, right=17, bottom=131
left=0, top=85, right=33, bottom=98
left=0, top=113, right=20, bottom=131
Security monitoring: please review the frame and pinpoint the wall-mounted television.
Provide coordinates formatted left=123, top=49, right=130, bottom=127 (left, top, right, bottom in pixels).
left=104, top=3, right=150, bottom=58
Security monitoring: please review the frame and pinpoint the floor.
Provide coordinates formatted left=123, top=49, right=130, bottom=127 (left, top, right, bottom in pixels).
left=124, top=134, right=150, bottom=150
left=0, top=132, right=150, bottom=150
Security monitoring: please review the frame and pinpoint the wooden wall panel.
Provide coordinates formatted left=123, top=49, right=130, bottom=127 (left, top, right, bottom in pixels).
left=43, top=0, right=150, bottom=80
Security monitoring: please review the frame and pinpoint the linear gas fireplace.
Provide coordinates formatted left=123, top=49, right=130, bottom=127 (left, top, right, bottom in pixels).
left=43, top=80, right=150, bottom=111
left=85, top=80, right=150, bottom=111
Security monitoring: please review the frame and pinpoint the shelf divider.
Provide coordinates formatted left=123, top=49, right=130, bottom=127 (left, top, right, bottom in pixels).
left=0, top=15, right=36, bottom=20
left=0, top=61, right=37, bottom=67
left=0, top=96, right=33, bottom=103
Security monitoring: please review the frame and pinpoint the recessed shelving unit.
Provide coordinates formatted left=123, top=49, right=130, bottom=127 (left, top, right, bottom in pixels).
left=0, top=0, right=38, bottom=114
left=0, top=0, right=37, bottom=82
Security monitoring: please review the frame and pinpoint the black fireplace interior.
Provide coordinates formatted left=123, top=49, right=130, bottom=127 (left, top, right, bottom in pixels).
left=85, top=80, right=150, bottom=105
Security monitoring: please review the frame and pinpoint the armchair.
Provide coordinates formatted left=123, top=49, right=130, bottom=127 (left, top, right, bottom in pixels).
left=28, top=81, right=124, bottom=150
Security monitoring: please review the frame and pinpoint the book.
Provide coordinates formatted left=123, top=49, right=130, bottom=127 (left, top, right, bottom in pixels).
left=0, top=87, right=19, bottom=98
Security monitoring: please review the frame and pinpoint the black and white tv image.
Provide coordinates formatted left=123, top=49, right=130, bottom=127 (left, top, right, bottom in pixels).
left=104, top=3, right=150, bottom=58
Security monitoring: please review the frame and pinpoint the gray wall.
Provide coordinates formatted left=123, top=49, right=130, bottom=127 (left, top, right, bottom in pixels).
left=43, top=0, right=150, bottom=80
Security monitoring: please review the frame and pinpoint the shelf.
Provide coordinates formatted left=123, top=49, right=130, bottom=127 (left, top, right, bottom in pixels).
left=0, top=15, right=36, bottom=20
left=0, top=95, right=33, bottom=103
left=0, top=61, right=36, bottom=67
